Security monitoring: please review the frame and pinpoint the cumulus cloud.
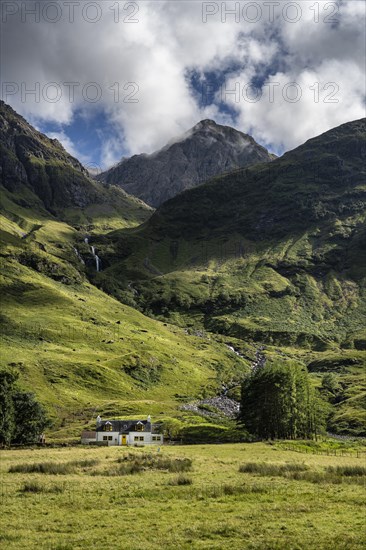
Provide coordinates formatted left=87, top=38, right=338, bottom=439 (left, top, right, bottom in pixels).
left=1, top=0, right=365, bottom=165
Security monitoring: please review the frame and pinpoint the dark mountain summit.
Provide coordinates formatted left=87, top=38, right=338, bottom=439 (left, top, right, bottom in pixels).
left=99, top=119, right=275, bottom=207
left=0, top=100, right=99, bottom=210
left=0, top=100, right=151, bottom=223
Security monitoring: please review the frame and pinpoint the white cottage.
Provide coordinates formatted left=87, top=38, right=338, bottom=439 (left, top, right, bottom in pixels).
left=82, top=416, right=163, bottom=446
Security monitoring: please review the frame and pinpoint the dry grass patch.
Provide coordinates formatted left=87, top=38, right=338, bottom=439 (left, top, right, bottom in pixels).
left=9, top=458, right=99, bottom=475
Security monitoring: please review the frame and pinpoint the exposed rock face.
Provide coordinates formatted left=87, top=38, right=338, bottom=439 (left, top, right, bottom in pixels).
left=0, top=100, right=98, bottom=211
left=99, top=119, right=275, bottom=207
left=181, top=396, right=240, bottom=419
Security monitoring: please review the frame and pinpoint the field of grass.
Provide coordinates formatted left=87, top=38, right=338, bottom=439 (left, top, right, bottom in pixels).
left=1, top=443, right=365, bottom=549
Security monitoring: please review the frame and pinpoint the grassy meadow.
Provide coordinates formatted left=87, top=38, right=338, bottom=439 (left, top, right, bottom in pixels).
left=1, top=442, right=365, bottom=549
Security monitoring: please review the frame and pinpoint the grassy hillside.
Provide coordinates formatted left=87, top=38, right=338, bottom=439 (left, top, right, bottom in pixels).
left=94, top=119, right=366, bottom=435
left=0, top=186, right=252, bottom=439
left=0, top=101, right=253, bottom=438
left=1, top=105, right=365, bottom=437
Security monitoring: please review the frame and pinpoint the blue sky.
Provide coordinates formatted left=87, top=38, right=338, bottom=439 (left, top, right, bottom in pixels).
left=38, top=109, right=121, bottom=170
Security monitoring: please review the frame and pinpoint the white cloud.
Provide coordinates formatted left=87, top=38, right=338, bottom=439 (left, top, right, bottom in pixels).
left=1, top=0, right=365, bottom=164
left=227, top=59, right=366, bottom=153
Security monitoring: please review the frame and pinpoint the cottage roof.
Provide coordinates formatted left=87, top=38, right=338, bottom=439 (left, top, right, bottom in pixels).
left=96, top=420, right=152, bottom=433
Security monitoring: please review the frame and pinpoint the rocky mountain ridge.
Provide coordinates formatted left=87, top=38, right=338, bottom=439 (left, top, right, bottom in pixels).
left=99, top=119, right=275, bottom=207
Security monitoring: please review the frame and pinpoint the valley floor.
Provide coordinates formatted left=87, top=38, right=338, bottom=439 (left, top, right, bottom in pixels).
left=1, top=443, right=365, bottom=549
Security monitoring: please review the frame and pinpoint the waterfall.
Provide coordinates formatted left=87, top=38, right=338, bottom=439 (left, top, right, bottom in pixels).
left=83, top=238, right=101, bottom=271
left=90, top=245, right=101, bottom=272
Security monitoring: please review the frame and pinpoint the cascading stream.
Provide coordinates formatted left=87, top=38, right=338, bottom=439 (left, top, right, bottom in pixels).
left=84, top=237, right=101, bottom=271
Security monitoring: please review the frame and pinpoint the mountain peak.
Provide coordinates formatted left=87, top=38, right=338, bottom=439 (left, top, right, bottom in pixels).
left=192, top=119, right=218, bottom=130
left=100, top=120, right=274, bottom=207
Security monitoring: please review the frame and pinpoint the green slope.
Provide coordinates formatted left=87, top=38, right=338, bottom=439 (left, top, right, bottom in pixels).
left=1, top=103, right=365, bottom=437
left=95, top=119, right=366, bottom=434
left=0, top=101, right=252, bottom=438
left=0, top=188, right=252, bottom=439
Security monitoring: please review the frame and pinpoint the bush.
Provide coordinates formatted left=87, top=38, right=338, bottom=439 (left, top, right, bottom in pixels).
left=238, top=462, right=366, bottom=485
left=20, top=481, right=65, bottom=493
left=169, top=474, right=193, bottom=486
left=93, top=453, right=193, bottom=476
left=9, top=462, right=73, bottom=475
left=99, top=463, right=143, bottom=476
left=239, top=462, right=309, bottom=476
left=21, top=481, right=45, bottom=493
left=70, top=459, right=100, bottom=468
left=9, top=458, right=98, bottom=475
left=199, top=483, right=269, bottom=499
left=116, top=453, right=192, bottom=472
left=326, top=465, right=366, bottom=477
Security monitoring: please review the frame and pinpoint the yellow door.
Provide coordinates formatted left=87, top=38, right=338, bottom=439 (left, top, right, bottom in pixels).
left=122, top=435, right=127, bottom=446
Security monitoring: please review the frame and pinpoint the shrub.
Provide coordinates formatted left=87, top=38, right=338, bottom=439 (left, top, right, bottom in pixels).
left=116, top=453, right=192, bottom=472
left=21, top=481, right=45, bottom=493
left=20, top=481, right=65, bottom=493
left=238, top=462, right=366, bottom=485
left=200, top=483, right=269, bottom=499
left=97, top=463, right=143, bottom=476
left=9, top=462, right=74, bottom=475
left=69, top=459, right=100, bottom=468
left=239, top=462, right=308, bottom=476
left=9, top=458, right=99, bottom=475
left=169, top=474, right=193, bottom=486
left=326, top=465, right=366, bottom=477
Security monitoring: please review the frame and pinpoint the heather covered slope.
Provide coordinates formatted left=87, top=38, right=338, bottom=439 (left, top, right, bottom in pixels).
left=99, top=119, right=275, bottom=207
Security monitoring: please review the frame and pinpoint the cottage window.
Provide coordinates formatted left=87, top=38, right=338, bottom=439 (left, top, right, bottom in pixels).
left=103, top=436, right=108, bottom=441
left=139, top=436, right=144, bottom=441
left=136, top=423, right=144, bottom=432
left=134, top=436, right=139, bottom=441
left=108, top=436, right=113, bottom=441
left=156, top=436, right=161, bottom=441
left=152, top=436, right=156, bottom=441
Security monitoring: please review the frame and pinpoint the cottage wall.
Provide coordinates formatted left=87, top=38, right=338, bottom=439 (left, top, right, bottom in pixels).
left=127, top=432, right=163, bottom=446
left=96, top=431, right=120, bottom=446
